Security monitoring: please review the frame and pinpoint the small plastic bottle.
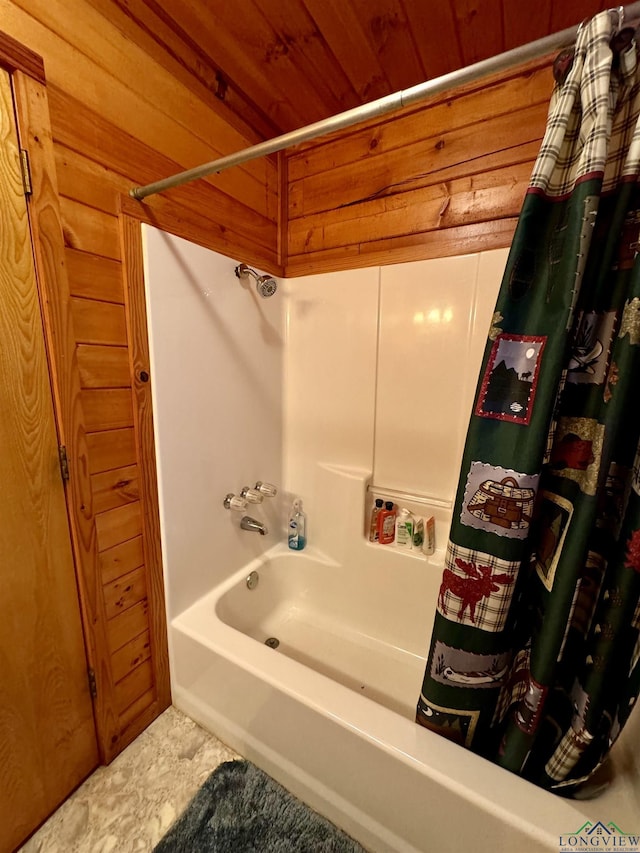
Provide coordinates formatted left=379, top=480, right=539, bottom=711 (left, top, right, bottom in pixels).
left=423, top=516, right=435, bottom=556
left=395, top=508, right=414, bottom=549
left=413, top=518, right=424, bottom=550
left=378, top=501, right=396, bottom=544
left=368, top=498, right=384, bottom=542
left=288, top=499, right=307, bottom=551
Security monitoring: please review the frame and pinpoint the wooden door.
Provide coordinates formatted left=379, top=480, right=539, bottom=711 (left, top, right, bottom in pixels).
left=0, top=69, right=99, bottom=853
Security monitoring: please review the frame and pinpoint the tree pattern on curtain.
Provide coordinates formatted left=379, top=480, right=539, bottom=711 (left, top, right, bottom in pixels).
left=416, top=11, right=640, bottom=794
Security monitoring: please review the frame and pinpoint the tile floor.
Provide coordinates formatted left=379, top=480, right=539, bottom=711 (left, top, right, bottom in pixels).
left=19, top=706, right=240, bottom=853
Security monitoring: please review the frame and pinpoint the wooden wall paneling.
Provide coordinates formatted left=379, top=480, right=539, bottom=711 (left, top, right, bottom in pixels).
left=83, top=0, right=280, bottom=143
left=111, top=630, right=151, bottom=683
left=287, top=60, right=552, bottom=184
left=119, top=689, right=156, bottom=732
left=91, top=464, right=139, bottom=514
left=286, top=217, right=519, bottom=276
left=0, top=29, right=45, bottom=81
left=120, top=194, right=282, bottom=275
left=81, top=389, right=134, bottom=432
left=99, top=536, right=145, bottom=586
left=71, top=298, right=128, bottom=346
left=55, top=135, right=278, bottom=248
left=77, top=345, right=131, bottom=389
left=286, top=59, right=553, bottom=274
left=86, top=428, right=137, bottom=475
left=288, top=159, right=534, bottom=255
left=103, top=566, right=147, bottom=620
left=65, top=249, right=124, bottom=303
left=114, top=659, right=154, bottom=715
left=119, top=214, right=171, bottom=713
left=6, top=0, right=275, bottom=210
left=288, top=101, right=548, bottom=219
left=11, top=70, right=120, bottom=762
left=106, top=598, right=149, bottom=656
left=60, top=198, right=121, bottom=259
left=150, top=0, right=325, bottom=132
left=49, top=91, right=278, bottom=265
left=96, top=501, right=143, bottom=553
left=55, top=144, right=128, bottom=216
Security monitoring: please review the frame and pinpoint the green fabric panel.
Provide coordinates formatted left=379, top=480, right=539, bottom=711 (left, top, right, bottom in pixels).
left=416, top=38, right=640, bottom=791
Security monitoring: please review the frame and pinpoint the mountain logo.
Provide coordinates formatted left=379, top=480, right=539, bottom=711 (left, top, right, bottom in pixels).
left=559, top=821, right=640, bottom=851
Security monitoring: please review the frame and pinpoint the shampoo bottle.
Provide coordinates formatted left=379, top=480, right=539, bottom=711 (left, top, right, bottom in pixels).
left=395, top=508, right=414, bottom=549
left=368, top=498, right=384, bottom=542
left=378, top=501, right=396, bottom=545
left=288, top=499, right=307, bottom=551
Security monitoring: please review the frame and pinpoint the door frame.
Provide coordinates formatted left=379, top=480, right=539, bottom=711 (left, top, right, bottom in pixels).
left=0, top=32, right=119, bottom=762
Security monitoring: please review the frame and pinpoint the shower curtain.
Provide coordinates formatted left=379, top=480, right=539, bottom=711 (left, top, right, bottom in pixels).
left=416, top=10, right=640, bottom=794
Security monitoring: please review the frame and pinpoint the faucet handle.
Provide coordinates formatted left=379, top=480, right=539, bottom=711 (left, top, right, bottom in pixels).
left=255, top=481, right=278, bottom=498
left=223, top=493, right=248, bottom=511
left=240, top=486, right=263, bottom=504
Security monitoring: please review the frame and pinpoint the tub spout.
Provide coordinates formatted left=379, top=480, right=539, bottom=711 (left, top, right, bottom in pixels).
left=240, top=516, right=268, bottom=535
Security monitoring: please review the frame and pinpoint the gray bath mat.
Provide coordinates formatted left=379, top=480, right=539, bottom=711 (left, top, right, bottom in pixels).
left=153, top=759, right=367, bottom=852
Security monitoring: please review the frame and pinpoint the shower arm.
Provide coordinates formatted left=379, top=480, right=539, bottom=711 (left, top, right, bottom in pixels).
left=129, top=3, right=640, bottom=202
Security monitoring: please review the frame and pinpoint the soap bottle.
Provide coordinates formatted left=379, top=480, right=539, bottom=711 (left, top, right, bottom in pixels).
left=395, top=508, right=414, bottom=549
left=288, top=499, right=307, bottom=551
left=378, top=501, right=396, bottom=545
left=368, top=498, right=384, bottom=542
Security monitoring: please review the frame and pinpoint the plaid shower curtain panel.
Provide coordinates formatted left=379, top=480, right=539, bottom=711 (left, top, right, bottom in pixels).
left=416, top=10, right=640, bottom=793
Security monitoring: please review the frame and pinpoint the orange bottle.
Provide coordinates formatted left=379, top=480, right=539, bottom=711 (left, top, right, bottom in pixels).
left=378, top=501, right=396, bottom=544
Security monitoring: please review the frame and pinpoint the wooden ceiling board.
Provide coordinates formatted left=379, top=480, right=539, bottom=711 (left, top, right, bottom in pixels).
left=202, top=0, right=346, bottom=124
left=151, top=0, right=305, bottom=131
left=243, top=0, right=361, bottom=115
left=92, top=1, right=625, bottom=143
left=85, top=0, right=281, bottom=141
left=299, top=0, right=392, bottom=102
left=550, top=0, right=608, bottom=32
left=347, top=0, right=426, bottom=90
left=502, top=0, right=552, bottom=49
left=452, top=0, right=505, bottom=66
left=401, top=1, right=464, bottom=79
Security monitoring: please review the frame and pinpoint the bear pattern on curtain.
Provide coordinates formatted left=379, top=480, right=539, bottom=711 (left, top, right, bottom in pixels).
left=416, top=10, right=640, bottom=794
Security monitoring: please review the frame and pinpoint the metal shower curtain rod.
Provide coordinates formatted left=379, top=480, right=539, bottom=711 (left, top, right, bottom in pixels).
left=130, top=2, right=640, bottom=201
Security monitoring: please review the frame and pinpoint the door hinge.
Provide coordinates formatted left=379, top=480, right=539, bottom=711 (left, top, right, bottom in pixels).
left=58, top=445, right=70, bottom=481
left=87, top=667, right=97, bottom=700
left=19, top=148, right=32, bottom=196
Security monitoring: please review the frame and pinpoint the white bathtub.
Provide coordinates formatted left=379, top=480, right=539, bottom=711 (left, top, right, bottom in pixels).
left=170, top=542, right=640, bottom=853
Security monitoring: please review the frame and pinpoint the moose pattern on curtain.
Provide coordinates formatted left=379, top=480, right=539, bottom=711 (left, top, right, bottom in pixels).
left=417, top=10, right=640, bottom=793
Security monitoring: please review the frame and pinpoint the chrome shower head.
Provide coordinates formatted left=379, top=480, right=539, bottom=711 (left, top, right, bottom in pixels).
left=234, top=263, right=278, bottom=298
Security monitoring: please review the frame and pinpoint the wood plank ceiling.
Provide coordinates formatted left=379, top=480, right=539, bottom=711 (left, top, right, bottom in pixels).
left=94, top=0, right=613, bottom=141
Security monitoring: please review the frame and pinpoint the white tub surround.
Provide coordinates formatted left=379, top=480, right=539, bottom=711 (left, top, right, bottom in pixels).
left=142, top=226, right=285, bottom=619
left=144, top=238, right=640, bottom=853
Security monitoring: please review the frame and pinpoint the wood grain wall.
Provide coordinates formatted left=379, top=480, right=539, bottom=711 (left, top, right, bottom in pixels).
left=285, top=57, right=554, bottom=275
left=0, top=0, right=280, bottom=762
